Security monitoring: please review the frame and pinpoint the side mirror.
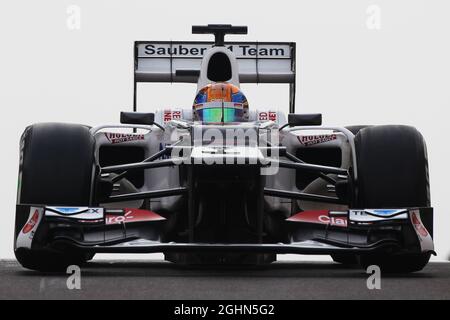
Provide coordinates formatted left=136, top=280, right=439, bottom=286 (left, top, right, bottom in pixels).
left=288, top=113, right=322, bottom=126
left=120, top=112, right=155, bottom=125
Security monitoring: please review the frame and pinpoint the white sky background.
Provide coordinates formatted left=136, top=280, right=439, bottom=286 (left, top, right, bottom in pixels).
left=0, top=0, right=449, bottom=260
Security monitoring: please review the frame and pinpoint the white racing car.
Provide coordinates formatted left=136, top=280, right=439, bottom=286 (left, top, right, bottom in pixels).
left=15, top=25, right=434, bottom=272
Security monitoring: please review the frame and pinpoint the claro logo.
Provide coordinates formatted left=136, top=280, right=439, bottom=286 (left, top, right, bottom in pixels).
left=318, top=215, right=347, bottom=227
left=287, top=210, right=347, bottom=227
left=22, top=209, right=40, bottom=234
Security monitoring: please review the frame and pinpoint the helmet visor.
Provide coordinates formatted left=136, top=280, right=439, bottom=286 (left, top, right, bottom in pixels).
left=195, top=102, right=244, bottom=123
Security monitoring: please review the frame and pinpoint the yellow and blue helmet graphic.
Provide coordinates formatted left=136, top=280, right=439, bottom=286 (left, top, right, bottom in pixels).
left=193, top=83, right=249, bottom=123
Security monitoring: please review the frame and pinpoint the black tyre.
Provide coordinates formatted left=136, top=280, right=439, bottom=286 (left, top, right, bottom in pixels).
left=354, top=125, right=430, bottom=273
left=14, top=248, right=92, bottom=272
left=331, top=254, right=358, bottom=265
left=345, top=125, right=370, bottom=135
left=15, top=123, right=96, bottom=271
left=358, top=252, right=431, bottom=274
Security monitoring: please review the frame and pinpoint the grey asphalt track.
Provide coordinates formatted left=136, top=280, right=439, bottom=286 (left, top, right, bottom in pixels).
left=1, top=260, right=449, bottom=299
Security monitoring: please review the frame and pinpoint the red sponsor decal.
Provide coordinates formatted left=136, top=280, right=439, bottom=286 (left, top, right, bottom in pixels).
left=411, top=212, right=429, bottom=237
left=259, top=111, right=277, bottom=122
left=105, top=133, right=144, bottom=144
left=287, top=210, right=347, bottom=227
left=269, top=112, right=277, bottom=121
left=22, top=209, right=40, bottom=234
left=297, top=134, right=337, bottom=147
left=106, top=209, right=165, bottom=225
left=164, top=110, right=172, bottom=122
left=164, top=110, right=182, bottom=123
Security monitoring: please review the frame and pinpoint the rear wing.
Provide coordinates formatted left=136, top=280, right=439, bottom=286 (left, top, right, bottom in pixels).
left=133, top=41, right=297, bottom=113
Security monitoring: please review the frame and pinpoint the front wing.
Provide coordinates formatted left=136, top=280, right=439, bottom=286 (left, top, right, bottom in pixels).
left=14, top=204, right=434, bottom=256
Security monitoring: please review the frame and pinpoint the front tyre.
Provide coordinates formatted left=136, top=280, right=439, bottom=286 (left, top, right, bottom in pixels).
left=331, top=254, right=358, bottom=266
left=15, top=123, right=96, bottom=271
left=354, top=125, right=431, bottom=273
left=358, top=252, right=431, bottom=273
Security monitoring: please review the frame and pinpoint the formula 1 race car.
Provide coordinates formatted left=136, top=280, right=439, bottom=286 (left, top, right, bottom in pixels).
left=15, top=25, right=434, bottom=272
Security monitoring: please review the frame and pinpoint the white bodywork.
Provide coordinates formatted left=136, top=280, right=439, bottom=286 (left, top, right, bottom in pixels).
left=91, top=113, right=355, bottom=217
left=90, top=41, right=357, bottom=216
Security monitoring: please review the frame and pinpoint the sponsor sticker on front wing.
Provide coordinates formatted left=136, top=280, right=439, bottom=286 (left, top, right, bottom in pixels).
left=16, top=207, right=44, bottom=249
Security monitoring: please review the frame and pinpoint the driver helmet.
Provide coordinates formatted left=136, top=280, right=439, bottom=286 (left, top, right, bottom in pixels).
left=193, top=83, right=249, bottom=123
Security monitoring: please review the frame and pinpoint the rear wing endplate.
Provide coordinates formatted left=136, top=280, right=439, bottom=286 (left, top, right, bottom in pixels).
left=133, top=41, right=296, bottom=113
